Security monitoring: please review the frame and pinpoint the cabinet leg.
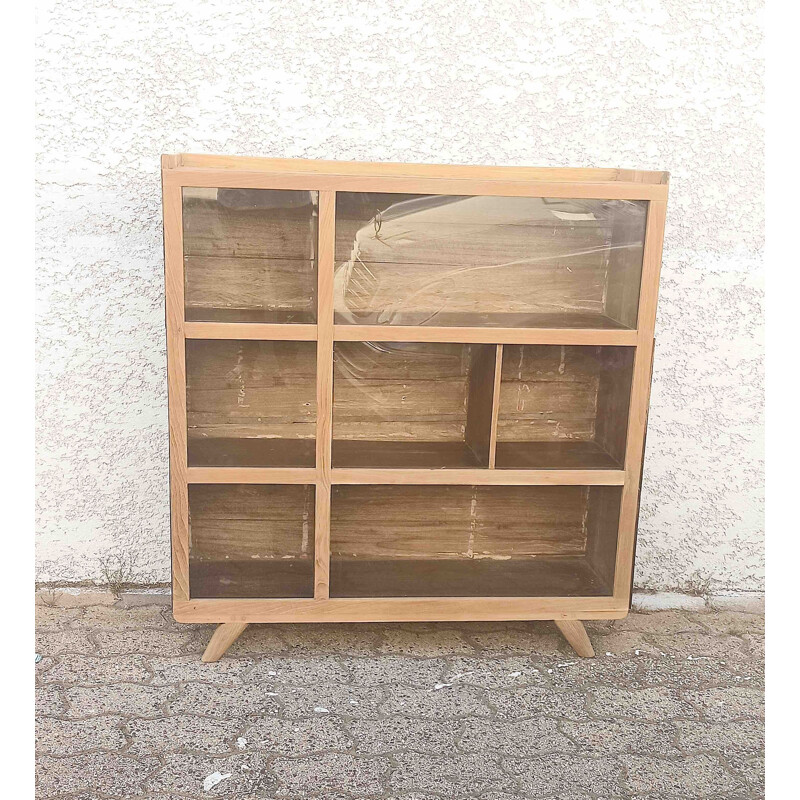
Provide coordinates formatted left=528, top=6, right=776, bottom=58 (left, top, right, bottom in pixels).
left=202, top=622, right=249, bottom=662
left=554, top=620, right=595, bottom=658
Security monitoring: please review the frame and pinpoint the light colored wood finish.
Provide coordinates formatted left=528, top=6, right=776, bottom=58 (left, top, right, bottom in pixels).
left=488, top=345, right=504, bottom=468
left=177, top=597, right=627, bottom=623
left=163, top=176, right=190, bottom=602
left=177, top=153, right=668, bottom=185
left=333, top=325, right=637, bottom=346
left=613, top=199, right=667, bottom=601
left=464, top=345, right=498, bottom=466
left=184, top=322, right=317, bottom=340
left=330, top=468, right=625, bottom=485
left=187, top=467, right=317, bottom=484
left=554, top=619, right=595, bottom=658
left=314, top=191, right=335, bottom=599
left=161, top=156, right=667, bottom=650
left=201, top=622, right=249, bottom=662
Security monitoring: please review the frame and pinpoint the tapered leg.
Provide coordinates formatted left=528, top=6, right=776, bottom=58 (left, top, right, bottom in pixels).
left=202, top=622, right=249, bottom=662
left=554, top=620, right=595, bottom=658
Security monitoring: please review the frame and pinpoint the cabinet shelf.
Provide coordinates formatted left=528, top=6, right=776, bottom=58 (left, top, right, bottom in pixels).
left=163, top=155, right=667, bottom=650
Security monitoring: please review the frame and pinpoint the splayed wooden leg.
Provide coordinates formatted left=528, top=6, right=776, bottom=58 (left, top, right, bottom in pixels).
left=554, top=619, right=595, bottom=658
left=202, top=622, right=249, bottom=662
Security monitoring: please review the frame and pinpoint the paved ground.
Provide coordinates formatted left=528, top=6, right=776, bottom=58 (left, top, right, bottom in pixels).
left=35, top=606, right=764, bottom=799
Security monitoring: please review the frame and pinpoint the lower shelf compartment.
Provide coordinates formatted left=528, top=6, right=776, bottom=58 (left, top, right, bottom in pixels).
left=330, top=557, right=611, bottom=598
left=190, top=559, right=314, bottom=599
left=188, top=438, right=316, bottom=468
left=494, top=441, right=623, bottom=470
left=332, top=440, right=483, bottom=469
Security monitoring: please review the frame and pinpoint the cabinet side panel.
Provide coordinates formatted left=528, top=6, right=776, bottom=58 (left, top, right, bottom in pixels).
left=163, top=179, right=189, bottom=602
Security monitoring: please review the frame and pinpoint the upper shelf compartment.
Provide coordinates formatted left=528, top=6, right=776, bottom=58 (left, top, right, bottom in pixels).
left=182, top=188, right=318, bottom=324
left=334, top=193, right=647, bottom=330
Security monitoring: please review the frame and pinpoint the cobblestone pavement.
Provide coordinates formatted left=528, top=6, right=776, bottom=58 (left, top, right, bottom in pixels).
left=35, top=606, right=764, bottom=799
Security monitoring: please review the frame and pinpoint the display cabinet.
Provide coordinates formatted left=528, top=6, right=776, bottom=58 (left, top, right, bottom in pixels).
left=162, top=155, right=668, bottom=661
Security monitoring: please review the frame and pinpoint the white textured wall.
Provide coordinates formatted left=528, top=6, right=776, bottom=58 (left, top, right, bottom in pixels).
left=35, top=0, right=764, bottom=591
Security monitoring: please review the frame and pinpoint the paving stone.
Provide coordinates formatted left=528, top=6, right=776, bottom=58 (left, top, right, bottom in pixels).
left=35, top=605, right=83, bottom=630
left=127, top=715, right=242, bottom=755
left=388, top=752, right=517, bottom=795
left=675, top=718, right=764, bottom=758
left=620, top=754, right=744, bottom=797
left=277, top=684, right=384, bottom=719
left=561, top=719, right=680, bottom=755
left=65, top=683, right=176, bottom=718
left=694, top=610, right=764, bottom=636
left=503, top=753, right=623, bottom=796
left=272, top=752, right=390, bottom=796
left=489, top=686, right=590, bottom=721
left=544, top=656, right=642, bottom=690
left=91, top=628, right=196, bottom=656
left=382, top=684, right=491, bottom=719
left=246, top=654, right=351, bottom=684
left=459, top=716, right=575, bottom=757
left=588, top=632, right=660, bottom=656
left=166, top=682, right=283, bottom=718
left=728, top=753, right=765, bottom=795
left=148, top=655, right=253, bottom=685
left=466, top=626, right=566, bottom=656
left=78, top=605, right=172, bottom=629
left=379, top=627, right=474, bottom=656
left=36, top=715, right=126, bottom=756
left=36, top=686, right=67, bottom=716
left=741, top=633, right=764, bottom=661
left=35, top=629, right=96, bottom=656
left=442, top=656, right=550, bottom=689
left=213, top=624, right=288, bottom=656
left=145, top=753, right=275, bottom=795
left=631, top=654, right=763, bottom=690
left=589, top=687, right=700, bottom=721
left=683, top=687, right=764, bottom=722
left=37, top=753, right=161, bottom=797
left=246, top=715, right=351, bottom=755
left=275, top=623, right=382, bottom=655
left=350, top=717, right=462, bottom=755
left=344, top=655, right=448, bottom=687
left=609, top=611, right=703, bottom=635
left=646, top=632, right=749, bottom=661
left=39, top=655, right=152, bottom=685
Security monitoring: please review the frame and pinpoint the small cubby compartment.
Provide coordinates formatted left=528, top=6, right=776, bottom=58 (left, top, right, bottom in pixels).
left=188, top=484, right=316, bottom=598
left=186, top=339, right=316, bottom=467
left=334, top=192, right=647, bottom=329
left=496, top=345, right=635, bottom=470
left=330, top=484, right=621, bottom=597
left=182, top=188, right=318, bottom=323
left=331, top=341, right=497, bottom=468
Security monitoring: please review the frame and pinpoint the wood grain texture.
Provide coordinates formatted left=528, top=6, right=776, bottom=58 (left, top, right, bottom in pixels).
left=163, top=178, right=189, bottom=602
left=554, top=619, right=595, bottom=658
left=314, top=191, right=336, bottom=599
left=185, top=339, right=317, bottom=451
left=201, top=622, right=249, bottom=662
left=464, top=345, right=498, bottom=466
left=329, top=468, right=625, bottom=485
left=185, top=322, right=317, bottom=340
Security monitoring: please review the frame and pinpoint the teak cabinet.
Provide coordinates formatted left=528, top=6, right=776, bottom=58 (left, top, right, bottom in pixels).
left=161, top=154, right=668, bottom=661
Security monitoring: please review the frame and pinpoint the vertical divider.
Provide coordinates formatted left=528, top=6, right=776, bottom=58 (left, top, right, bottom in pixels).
left=315, top=191, right=336, bottom=599
left=613, top=199, right=667, bottom=599
left=464, top=345, right=498, bottom=467
left=488, top=345, right=504, bottom=468
left=162, top=165, right=190, bottom=603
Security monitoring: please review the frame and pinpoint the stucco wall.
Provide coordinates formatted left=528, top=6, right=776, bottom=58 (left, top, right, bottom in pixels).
left=35, top=0, right=764, bottom=592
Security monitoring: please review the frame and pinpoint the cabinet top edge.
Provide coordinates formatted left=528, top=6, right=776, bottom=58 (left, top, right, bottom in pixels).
left=161, top=154, right=669, bottom=186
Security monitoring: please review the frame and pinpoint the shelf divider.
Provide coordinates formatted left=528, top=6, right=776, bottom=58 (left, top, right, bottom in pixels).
left=184, top=322, right=317, bottom=340
left=330, top=468, right=625, bottom=486
left=333, top=325, right=637, bottom=346
left=314, top=191, right=336, bottom=600
left=488, top=345, right=504, bottom=468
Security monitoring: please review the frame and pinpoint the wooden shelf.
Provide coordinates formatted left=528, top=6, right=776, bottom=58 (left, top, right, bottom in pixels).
left=163, top=156, right=667, bottom=654
left=330, top=557, right=612, bottom=598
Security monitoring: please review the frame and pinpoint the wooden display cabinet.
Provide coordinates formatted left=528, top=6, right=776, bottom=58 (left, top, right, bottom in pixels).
left=162, top=155, right=668, bottom=661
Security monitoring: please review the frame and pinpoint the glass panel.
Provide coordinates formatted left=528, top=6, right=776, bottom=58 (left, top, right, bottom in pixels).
left=332, top=341, right=495, bottom=468
left=183, top=188, right=318, bottom=323
left=335, top=193, right=646, bottom=328
left=496, top=345, right=634, bottom=470
left=189, top=484, right=315, bottom=598
left=330, top=485, right=620, bottom=597
left=186, top=340, right=316, bottom=467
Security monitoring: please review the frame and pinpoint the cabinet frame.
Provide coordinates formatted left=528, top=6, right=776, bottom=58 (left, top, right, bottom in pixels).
left=162, top=154, right=667, bottom=641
